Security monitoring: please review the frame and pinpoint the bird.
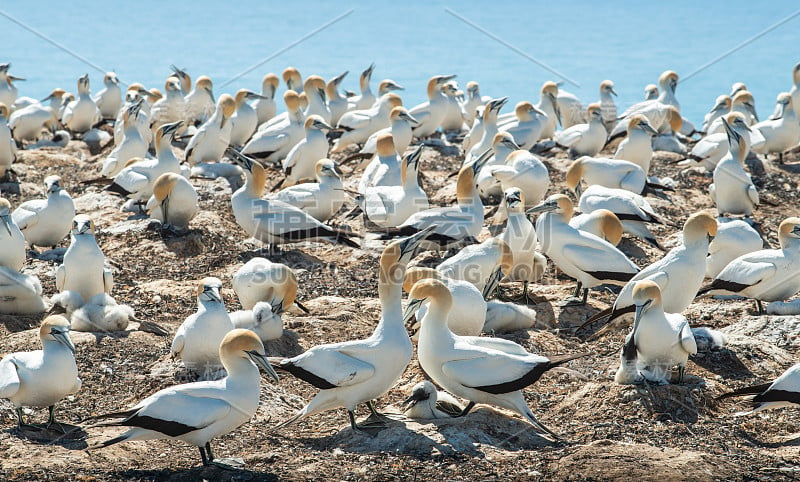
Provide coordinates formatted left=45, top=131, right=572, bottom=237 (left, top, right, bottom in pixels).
left=86, top=329, right=279, bottom=469
left=533, top=81, right=560, bottom=140
left=406, top=278, right=586, bottom=440
left=685, top=112, right=759, bottom=171
left=709, top=117, right=758, bottom=217
left=150, top=77, right=188, bottom=132
left=300, top=76, right=332, bottom=125
left=254, top=73, right=279, bottom=125
left=460, top=81, right=485, bottom=127
left=609, top=71, right=680, bottom=138
left=12, top=175, right=75, bottom=250
left=716, top=363, right=800, bottom=416
left=555, top=87, right=586, bottom=129
left=697, top=217, right=800, bottom=315
left=271, top=227, right=434, bottom=431
left=8, top=88, right=65, bottom=142
left=326, top=71, right=350, bottom=126
left=61, top=74, right=100, bottom=133
left=358, top=106, right=418, bottom=159
left=614, top=280, right=697, bottom=385
left=93, top=72, right=122, bottom=120
left=597, top=80, right=618, bottom=131
left=282, top=66, right=303, bottom=93
left=0, top=198, right=25, bottom=271
left=145, top=173, right=199, bottom=231
left=100, top=100, right=149, bottom=177
left=498, top=101, right=547, bottom=150
left=437, top=237, right=514, bottom=296
left=280, top=115, right=333, bottom=187
left=113, top=83, right=155, bottom=146
left=487, top=149, right=551, bottom=209
left=462, top=105, right=485, bottom=156
left=230, top=301, right=284, bottom=342
left=0, top=63, right=21, bottom=108
left=706, top=219, right=764, bottom=278
left=243, top=91, right=305, bottom=164
left=410, top=75, right=458, bottom=138
left=232, top=257, right=306, bottom=313
left=530, top=194, right=639, bottom=305
left=348, top=63, right=377, bottom=111
left=474, top=132, right=522, bottom=199
left=483, top=300, right=539, bottom=333
left=271, top=159, right=344, bottom=223
left=441, top=81, right=466, bottom=132
left=169, top=65, right=192, bottom=96
left=401, top=380, right=464, bottom=419
left=497, top=188, right=547, bottom=302
left=613, top=115, right=657, bottom=173
left=566, top=156, right=651, bottom=197
left=358, top=132, right=403, bottom=194
left=707, top=90, right=758, bottom=133
left=555, top=103, right=606, bottom=159
left=171, top=277, right=235, bottom=375
left=332, top=93, right=403, bottom=152
left=0, top=103, right=17, bottom=181
left=751, top=93, right=800, bottom=163
left=0, top=315, right=80, bottom=431
left=701, top=94, right=732, bottom=134
left=229, top=89, right=267, bottom=148
left=184, top=94, right=236, bottom=165
left=465, top=97, right=509, bottom=165
left=184, top=76, right=215, bottom=127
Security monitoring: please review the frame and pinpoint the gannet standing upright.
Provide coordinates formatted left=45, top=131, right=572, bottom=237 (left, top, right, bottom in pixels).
left=466, top=97, right=509, bottom=164
left=460, top=81, right=484, bottom=127
left=0, top=64, right=21, bottom=108
left=598, top=80, right=618, bottom=131
left=709, top=117, right=758, bottom=217
left=349, top=63, right=376, bottom=110
left=498, top=101, right=547, bottom=150
left=61, top=74, right=99, bottom=133
left=169, top=65, right=191, bottom=95
left=283, top=67, right=303, bottom=93
left=254, top=73, right=279, bottom=125
left=359, top=106, right=417, bottom=157
left=751, top=93, right=800, bottom=162
left=281, top=115, right=332, bottom=187
left=229, top=89, right=267, bottom=148
left=613, top=115, right=657, bottom=173
left=326, top=71, right=350, bottom=126
left=185, top=94, right=236, bottom=165
left=101, top=101, right=148, bottom=177
left=12, top=175, right=75, bottom=250
left=702, top=95, right=732, bottom=134
left=687, top=112, right=757, bottom=171
left=357, top=132, right=402, bottom=193
left=0, top=103, right=16, bottom=180
left=410, top=75, right=457, bottom=138
left=0, top=198, right=25, bottom=271
left=184, top=76, right=215, bottom=127
left=536, top=81, right=560, bottom=139
left=441, top=81, right=466, bottom=132
left=94, top=72, right=122, bottom=120
left=150, top=77, right=186, bottom=131
left=498, top=188, right=546, bottom=302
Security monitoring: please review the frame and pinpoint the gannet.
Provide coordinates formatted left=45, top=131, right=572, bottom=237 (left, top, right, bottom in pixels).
left=613, top=115, right=657, bottom=173
left=534, top=81, right=560, bottom=139
left=702, top=95, right=732, bottom=134
left=751, top=93, right=800, bottom=162
left=61, top=74, right=99, bottom=133
left=254, top=73, right=279, bottom=125
left=185, top=94, right=236, bottom=165
left=232, top=257, right=305, bottom=312
left=441, top=81, right=465, bottom=132
left=300, top=76, right=331, bottom=125
left=183, top=75, right=215, bottom=127
left=0, top=64, right=21, bottom=108
left=88, top=329, right=278, bottom=468
left=697, top=217, right=800, bottom=314
left=407, top=278, right=586, bottom=440
left=791, top=63, right=800, bottom=118
left=283, top=66, right=303, bottom=93
left=596, top=80, right=618, bottom=131
left=150, top=77, right=186, bottom=131
left=483, top=300, right=538, bottom=333
left=707, top=90, right=758, bottom=133
left=228, top=149, right=359, bottom=249
left=403, top=266, right=486, bottom=338
left=474, top=132, right=519, bottom=198
left=348, top=63, right=376, bottom=111
left=169, top=65, right=192, bottom=95
left=465, top=97, right=509, bottom=164
left=12, top=175, right=75, bottom=249
left=568, top=209, right=624, bottom=246
left=374, top=79, right=404, bottom=99
left=57, top=92, right=75, bottom=125
left=643, top=84, right=659, bottom=101
left=93, top=72, right=121, bottom=120
left=686, top=112, right=758, bottom=171
left=530, top=194, right=639, bottom=304
left=0, top=103, right=16, bottom=180
left=113, top=83, right=155, bottom=146
left=243, top=91, right=305, bottom=163
left=230, top=301, right=283, bottom=342
left=0, top=315, right=79, bottom=430
left=498, top=101, right=547, bottom=150
left=54, top=215, right=111, bottom=304
left=460, top=81, right=484, bottom=127
left=358, top=106, right=417, bottom=157
left=272, top=159, right=344, bottom=222
left=8, top=88, right=65, bottom=142
left=706, top=219, right=763, bottom=278
left=326, top=71, right=350, bottom=126
left=0, top=265, right=46, bottom=315
left=402, top=380, right=464, bottom=419
left=437, top=237, right=513, bottom=296
left=332, top=93, right=402, bottom=152
left=614, top=280, right=697, bottom=385
left=462, top=105, right=484, bottom=155
left=555, top=103, right=606, bottom=159
left=410, top=74, right=457, bottom=138
left=610, top=71, right=680, bottom=138
left=272, top=227, right=433, bottom=431
left=487, top=149, right=551, bottom=208
left=280, top=115, right=332, bottom=187
left=146, top=173, right=198, bottom=231
left=101, top=100, right=148, bottom=177
left=171, top=278, right=235, bottom=373
left=357, top=132, right=402, bottom=194
left=716, top=363, right=800, bottom=415
left=0, top=198, right=25, bottom=271
left=25, top=130, right=69, bottom=150
left=229, top=89, right=267, bottom=148
left=709, top=117, right=758, bottom=217
left=497, top=188, right=546, bottom=302
left=566, top=156, right=650, bottom=196
left=556, top=87, right=585, bottom=129
left=578, top=184, right=667, bottom=250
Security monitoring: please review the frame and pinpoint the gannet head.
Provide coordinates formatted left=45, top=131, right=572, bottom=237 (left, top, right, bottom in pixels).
left=565, top=158, right=586, bottom=196
left=304, top=114, right=332, bottom=131
left=360, top=63, right=375, bottom=88
left=666, top=106, right=683, bottom=132
left=586, top=102, right=602, bottom=121
left=378, top=79, right=404, bottom=95
left=150, top=173, right=180, bottom=218
left=600, top=80, right=617, bottom=96
left=71, top=214, right=95, bottom=236
left=315, top=158, right=339, bottom=180
left=77, top=74, right=90, bottom=93
left=196, top=277, right=224, bottom=304
left=732, top=90, right=757, bottom=120
left=262, top=73, right=279, bottom=95
left=283, top=90, right=301, bottom=112
left=711, top=94, right=732, bottom=114
left=40, top=315, right=75, bottom=353
left=382, top=225, right=437, bottom=273
left=326, top=71, right=348, bottom=97
left=632, top=280, right=662, bottom=325
left=466, top=81, right=480, bottom=98
left=390, top=106, right=418, bottom=125
left=426, top=75, right=457, bottom=98
left=659, top=70, right=679, bottom=92
left=42, top=88, right=66, bottom=103
left=196, top=75, right=214, bottom=102
left=729, top=82, right=747, bottom=97
left=597, top=209, right=623, bottom=245
left=170, top=65, right=191, bottom=91
left=404, top=278, right=452, bottom=324
left=627, top=114, right=657, bottom=136
left=44, top=175, right=63, bottom=195
left=683, top=212, right=717, bottom=245
left=493, top=131, right=519, bottom=152
left=644, top=84, right=659, bottom=100
left=103, top=72, right=119, bottom=86
left=513, top=101, right=533, bottom=120
left=383, top=93, right=403, bottom=110
left=218, top=93, right=236, bottom=119
left=402, top=267, right=440, bottom=293
left=541, top=81, right=560, bottom=122
left=0, top=103, right=8, bottom=119
left=794, top=63, right=800, bottom=85
left=483, top=97, right=508, bottom=122
left=0, top=63, right=9, bottom=74
left=376, top=132, right=396, bottom=157
left=725, top=111, right=751, bottom=134
left=158, top=120, right=184, bottom=143
left=303, top=75, right=325, bottom=96
left=283, top=67, right=302, bottom=92
left=721, top=115, right=745, bottom=155
left=401, top=380, right=436, bottom=409
left=770, top=92, right=792, bottom=120
left=778, top=217, right=800, bottom=249
left=527, top=194, right=573, bottom=221
left=504, top=187, right=524, bottom=212
left=401, top=145, right=424, bottom=180
left=220, top=329, right=279, bottom=382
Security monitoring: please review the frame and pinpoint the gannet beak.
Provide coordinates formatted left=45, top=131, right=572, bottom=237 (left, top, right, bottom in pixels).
left=404, top=145, right=424, bottom=169
left=472, top=148, right=493, bottom=174
left=1, top=215, right=12, bottom=236
left=401, top=111, right=419, bottom=125
left=271, top=300, right=284, bottom=314
left=401, top=389, right=428, bottom=409
left=481, top=265, right=503, bottom=300
left=502, top=137, right=520, bottom=151
left=527, top=200, right=557, bottom=214
left=792, top=225, right=800, bottom=236
left=363, top=63, right=375, bottom=78
left=633, top=299, right=651, bottom=332
left=333, top=71, right=349, bottom=85
left=747, top=104, right=758, bottom=122
left=227, top=147, right=255, bottom=171
left=640, top=122, right=658, bottom=136
left=549, top=93, right=562, bottom=125
left=246, top=91, right=268, bottom=100
left=399, top=224, right=437, bottom=259
left=438, top=74, right=457, bottom=84
left=403, top=298, right=427, bottom=325
left=8, top=75, right=25, bottom=82
left=246, top=350, right=280, bottom=383
left=505, top=192, right=521, bottom=208
left=40, top=94, right=53, bottom=102
left=315, top=119, right=333, bottom=130
left=609, top=87, right=618, bottom=97
left=203, top=286, right=223, bottom=303
left=51, top=329, right=76, bottom=354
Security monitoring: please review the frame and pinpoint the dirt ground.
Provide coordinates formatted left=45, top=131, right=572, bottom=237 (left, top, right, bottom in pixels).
left=1, top=131, right=800, bottom=481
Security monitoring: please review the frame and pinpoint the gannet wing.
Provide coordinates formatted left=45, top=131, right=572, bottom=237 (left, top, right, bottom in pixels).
left=55, top=264, right=66, bottom=292
left=716, top=259, right=775, bottom=288
left=103, top=267, right=113, bottom=294
left=279, top=346, right=375, bottom=389
left=119, top=386, right=232, bottom=436
left=11, top=199, right=46, bottom=231
left=563, top=242, right=635, bottom=275
left=460, top=336, right=530, bottom=356
left=441, top=350, right=550, bottom=392
left=678, top=321, right=698, bottom=355
left=0, top=357, right=21, bottom=399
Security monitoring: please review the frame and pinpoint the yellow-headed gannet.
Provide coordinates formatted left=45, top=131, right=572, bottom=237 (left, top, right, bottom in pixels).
left=555, top=103, right=606, bottom=159
left=8, top=88, right=65, bottom=142
left=709, top=117, right=758, bottom=217
left=272, top=159, right=344, bottom=222
left=410, top=75, right=458, bottom=138
left=751, top=93, right=800, bottom=162
left=254, top=73, right=279, bottom=125
left=232, top=257, right=305, bottom=312
left=12, top=175, right=75, bottom=249
left=146, top=172, right=198, bottom=231
left=94, top=72, right=122, bottom=120
left=498, top=188, right=547, bottom=302
left=243, top=91, right=305, bottom=164
left=613, top=115, right=657, bottom=173
left=229, top=89, right=267, bottom=148
left=61, top=74, right=100, bottom=133
left=185, top=94, right=236, bottom=165
left=184, top=75, right=215, bottom=127
left=281, top=115, right=332, bottom=187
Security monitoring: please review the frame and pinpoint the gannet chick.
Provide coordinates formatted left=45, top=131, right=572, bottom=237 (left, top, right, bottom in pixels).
left=407, top=278, right=586, bottom=440
left=706, top=219, right=763, bottom=278
left=184, top=76, right=215, bottom=127
left=615, top=281, right=697, bottom=385
left=497, top=188, right=546, bottom=302
left=437, top=237, right=514, bottom=296
left=402, top=381, right=464, bottom=419
left=410, top=75, right=458, bottom=138
left=686, top=112, right=757, bottom=171
left=530, top=194, right=639, bottom=305
left=232, top=257, right=304, bottom=312
left=254, top=73, right=279, bottom=125
left=568, top=209, right=624, bottom=246
left=87, top=329, right=278, bottom=468
left=751, top=93, right=800, bottom=163
left=709, top=117, right=758, bottom=217
left=613, top=115, right=657, bottom=173
left=101, top=100, right=148, bottom=177
left=9, top=88, right=65, bottom=142
left=281, top=115, right=332, bottom=187
left=555, top=103, right=606, bottom=159
left=566, top=156, right=649, bottom=196
left=332, top=93, right=403, bottom=152
left=94, top=72, right=121, bottom=120
left=185, top=94, right=236, bottom=165
left=171, top=278, right=235, bottom=374
left=0, top=103, right=17, bottom=180
left=0, top=315, right=80, bottom=430
left=272, top=227, right=434, bottom=431
left=243, top=91, right=305, bottom=164
left=229, top=89, right=267, bottom=147
left=697, top=217, right=800, bottom=314
left=0, top=198, right=25, bottom=271
left=230, top=301, right=284, bottom=342
left=578, top=184, right=667, bottom=250
left=272, top=159, right=344, bottom=222
left=61, top=74, right=99, bottom=133
left=498, top=101, right=547, bottom=150
left=146, top=173, right=198, bottom=231
left=12, top=175, right=75, bottom=250
left=348, top=63, right=376, bottom=111
left=716, top=363, right=800, bottom=416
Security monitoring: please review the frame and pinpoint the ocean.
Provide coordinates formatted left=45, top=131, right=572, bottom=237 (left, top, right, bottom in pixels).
left=2, top=1, right=798, bottom=125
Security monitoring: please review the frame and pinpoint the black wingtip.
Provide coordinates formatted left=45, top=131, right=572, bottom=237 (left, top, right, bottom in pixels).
left=715, top=382, right=772, bottom=400
left=104, top=182, right=131, bottom=197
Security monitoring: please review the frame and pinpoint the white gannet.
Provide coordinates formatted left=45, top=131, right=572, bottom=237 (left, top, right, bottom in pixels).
left=326, top=71, right=350, bottom=126
left=232, top=257, right=305, bottom=312
left=229, top=89, right=267, bottom=148
left=150, top=77, right=186, bottom=131
left=751, top=93, right=800, bottom=163
left=483, top=300, right=538, bottom=333
left=498, top=101, right=547, bottom=150
left=358, top=106, right=418, bottom=158
left=406, top=278, right=585, bottom=440
left=441, top=81, right=465, bottom=132
left=185, top=94, right=236, bottom=165
left=0, top=64, right=21, bottom=108
left=555, top=103, right=606, bottom=159
left=101, top=100, right=148, bottom=177
left=302, top=76, right=332, bottom=125
left=410, top=74, right=458, bottom=138
left=533, top=81, right=560, bottom=140
left=283, top=66, right=303, bottom=93
left=374, top=79, right=404, bottom=100
left=146, top=173, right=199, bottom=231
left=498, top=188, right=547, bottom=302
left=0, top=103, right=16, bottom=180
left=243, top=91, right=305, bottom=164
left=578, top=184, right=667, bottom=250
left=716, top=363, right=800, bottom=415
left=272, top=159, right=344, bottom=222
left=488, top=149, right=551, bottom=208
left=271, top=228, right=433, bottom=430
left=568, top=209, right=624, bottom=246
left=686, top=112, right=758, bottom=171
left=791, top=63, right=800, bottom=118
left=332, top=93, right=403, bottom=152
left=702, top=94, right=732, bottom=134
left=466, top=97, right=509, bottom=165
left=566, top=156, right=649, bottom=196
left=402, top=380, right=464, bottom=419
left=697, top=217, right=800, bottom=314
left=460, top=81, right=484, bottom=127
left=13, top=175, right=75, bottom=249
left=88, top=329, right=278, bottom=468
left=8, top=88, right=65, bottom=142
left=0, top=198, right=25, bottom=271
left=357, top=132, right=402, bottom=194
left=93, top=72, right=121, bottom=120
left=54, top=215, right=111, bottom=304
left=707, top=90, right=758, bottom=133
left=228, top=149, right=359, bottom=249
left=709, top=117, right=758, bottom=217
left=706, top=219, right=763, bottom=278
left=169, top=65, right=191, bottom=96
left=462, top=105, right=484, bottom=156
left=58, top=92, right=75, bottom=125
left=0, top=265, right=46, bottom=315
left=437, top=237, right=514, bottom=295
left=530, top=194, right=639, bottom=304
left=556, top=87, right=585, bottom=129
left=171, top=277, right=235, bottom=373
left=644, top=84, right=659, bottom=101
left=610, top=71, right=679, bottom=138
left=598, top=80, right=618, bottom=131
left=230, top=301, right=283, bottom=342
left=613, top=115, right=657, bottom=173
left=113, top=83, right=155, bottom=146
left=0, top=315, right=79, bottom=430
left=254, top=73, right=279, bottom=125
left=281, top=115, right=332, bottom=187
left=184, top=76, right=215, bottom=127
left=475, top=132, right=520, bottom=198
left=614, top=280, right=697, bottom=385
left=61, top=74, right=99, bottom=133
left=348, top=63, right=376, bottom=111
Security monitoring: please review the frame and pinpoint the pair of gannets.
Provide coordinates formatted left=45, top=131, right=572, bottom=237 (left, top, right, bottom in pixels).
left=0, top=103, right=16, bottom=180
left=707, top=90, right=758, bottom=134
left=0, top=198, right=45, bottom=314
left=280, top=115, right=332, bottom=187
left=13, top=175, right=75, bottom=250
left=702, top=94, right=732, bottom=133
left=272, top=159, right=344, bottom=222
left=555, top=103, right=606, bottom=158
left=610, top=71, right=680, bottom=138
left=751, top=93, right=800, bottom=162
left=332, top=92, right=403, bottom=152
left=244, top=91, right=305, bottom=163
left=409, top=75, right=458, bottom=138
left=185, top=94, right=236, bottom=165
left=465, top=97, right=508, bottom=164
left=61, top=74, right=100, bottom=133
left=9, top=88, right=65, bottom=142
left=88, top=329, right=278, bottom=469
left=709, top=117, right=758, bottom=217
left=146, top=172, right=199, bottom=231
left=556, top=80, right=618, bottom=131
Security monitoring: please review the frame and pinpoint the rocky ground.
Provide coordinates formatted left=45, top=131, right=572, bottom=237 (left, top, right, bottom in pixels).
left=0, top=132, right=799, bottom=481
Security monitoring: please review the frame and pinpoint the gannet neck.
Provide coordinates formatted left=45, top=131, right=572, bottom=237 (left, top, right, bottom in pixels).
left=778, top=218, right=800, bottom=250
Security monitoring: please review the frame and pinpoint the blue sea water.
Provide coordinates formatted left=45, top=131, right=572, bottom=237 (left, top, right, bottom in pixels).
left=2, top=1, right=798, bottom=126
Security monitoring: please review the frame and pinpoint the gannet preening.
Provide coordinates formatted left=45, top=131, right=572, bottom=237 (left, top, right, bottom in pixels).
left=185, top=94, right=236, bottom=165
left=530, top=194, right=639, bottom=304
left=498, top=101, right=547, bottom=150
left=702, top=95, right=732, bottom=134
left=402, top=267, right=486, bottom=337
left=272, top=227, right=433, bottom=431
left=568, top=209, right=624, bottom=246
left=716, top=363, right=800, bottom=416
left=406, top=278, right=586, bottom=441
left=483, top=300, right=538, bottom=333
left=567, top=156, right=654, bottom=197
left=280, top=115, right=332, bottom=187
left=685, top=112, right=758, bottom=171
left=283, top=66, right=303, bottom=93
left=614, top=281, right=697, bottom=385
left=610, top=71, right=679, bottom=139
left=171, top=278, right=235, bottom=374
left=326, top=71, right=349, bottom=126
left=402, top=380, right=464, bottom=419
left=87, top=329, right=278, bottom=468
left=243, top=91, right=305, bottom=164
left=94, top=72, right=121, bottom=120
left=150, top=77, right=186, bottom=131
left=229, top=89, right=266, bottom=148
left=271, top=159, right=344, bottom=222
left=254, top=73, right=279, bottom=125
left=437, top=237, right=513, bottom=296
left=578, top=184, right=667, bottom=250
left=0, top=198, right=25, bottom=271
left=101, top=100, right=148, bottom=177
left=113, top=84, right=154, bottom=146
left=230, top=301, right=283, bottom=342
left=613, top=115, right=657, bottom=173
left=441, top=81, right=466, bottom=132
left=751, top=93, right=800, bottom=163
left=0, top=64, right=21, bottom=108
left=709, top=117, right=758, bottom=217
left=475, top=132, right=520, bottom=198
left=697, top=217, right=800, bottom=314
left=555, top=103, right=606, bottom=159
left=8, top=88, right=65, bottom=142
left=358, top=132, right=402, bottom=193
left=410, top=74, right=457, bottom=138
left=0, top=315, right=80, bottom=430
left=348, top=63, right=376, bottom=111
left=535, top=81, right=560, bottom=140
left=228, top=149, right=359, bottom=250
left=707, top=90, right=758, bottom=133
left=706, top=219, right=764, bottom=278
left=497, top=188, right=546, bottom=302
left=146, top=173, right=198, bottom=231
left=466, top=97, right=509, bottom=164
left=61, top=74, right=99, bottom=133
left=460, top=81, right=484, bottom=127
left=358, top=106, right=417, bottom=158
left=332, top=93, right=403, bottom=152
left=232, top=257, right=306, bottom=313
left=0, top=103, right=16, bottom=180
left=12, top=175, right=75, bottom=250
left=184, top=76, right=215, bottom=127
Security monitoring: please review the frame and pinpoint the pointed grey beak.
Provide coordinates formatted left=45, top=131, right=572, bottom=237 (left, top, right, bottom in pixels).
left=403, top=298, right=427, bottom=325
left=1, top=215, right=12, bottom=236
left=527, top=200, right=557, bottom=214
left=399, top=224, right=437, bottom=260
left=640, top=122, right=658, bottom=136
left=609, top=87, right=618, bottom=97
left=51, top=329, right=76, bottom=354
left=246, top=350, right=280, bottom=382
left=482, top=265, right=503, bottom=300
left=401, top=111, right=419, bottom=125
